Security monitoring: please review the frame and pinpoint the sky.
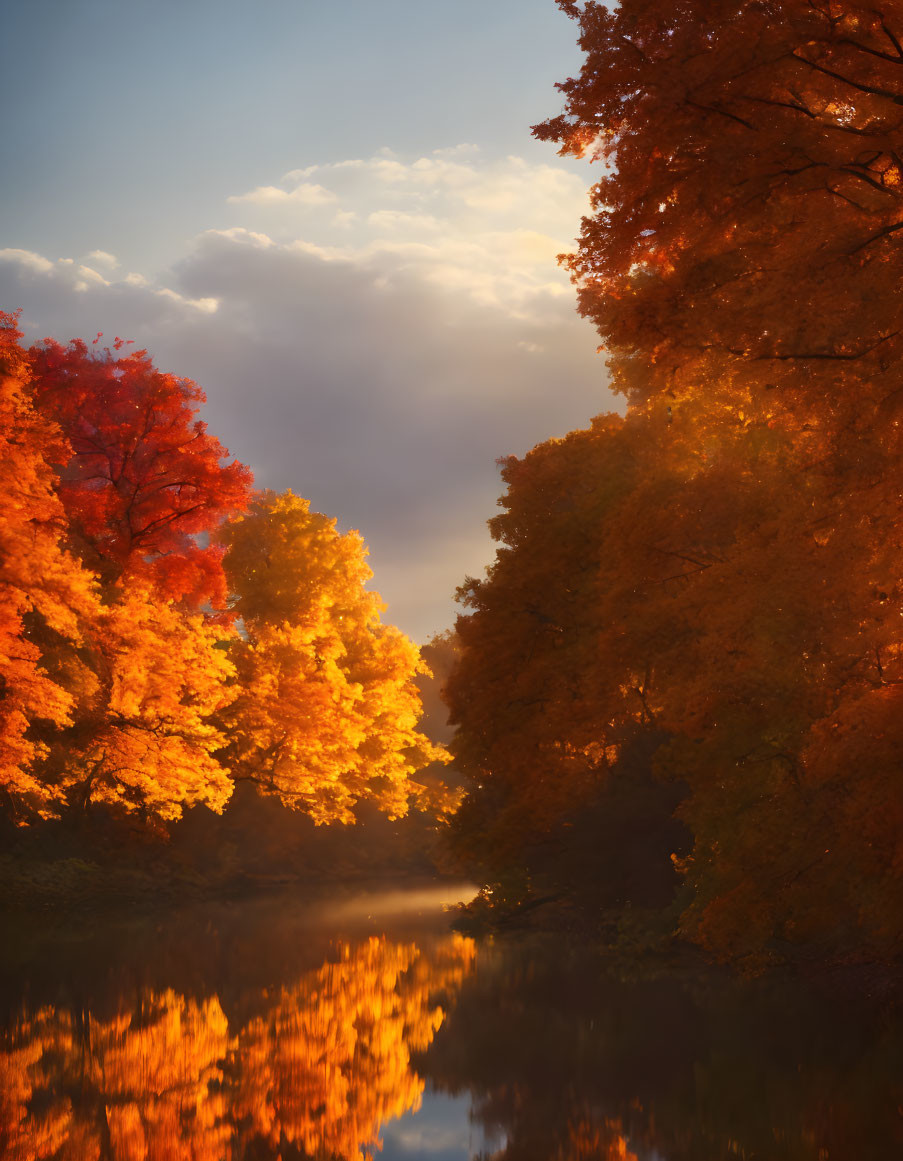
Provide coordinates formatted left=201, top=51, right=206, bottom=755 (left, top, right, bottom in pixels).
left=1, top=0, right=615, bottom=642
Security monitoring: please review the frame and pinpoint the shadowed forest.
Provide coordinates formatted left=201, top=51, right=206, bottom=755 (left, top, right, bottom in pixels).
left=3, top=0, right=903, bottom=979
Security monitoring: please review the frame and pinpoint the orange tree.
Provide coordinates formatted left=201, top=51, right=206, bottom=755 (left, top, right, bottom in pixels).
left=2, top=327, right=445, bottom=832
left=535, top=0, right=903, bottom=416
left=0, top=315, right=97, bottom=822
left=18, top=337, right=253, bottom=821
left=445, top=0, right=903, bottom=960
left=29, top=336, right=252, bottom=607
left=449, top=358, right=903, bottom=960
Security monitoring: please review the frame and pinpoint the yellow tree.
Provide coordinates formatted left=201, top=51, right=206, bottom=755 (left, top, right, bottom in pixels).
left=56, top=584, right=236, bottom=820
left=217, top=491, right=449, bottom=824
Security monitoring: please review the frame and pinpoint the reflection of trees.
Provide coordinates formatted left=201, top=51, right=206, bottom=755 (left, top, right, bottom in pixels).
left=426, top=941, right=903, bottom=1161
left=232, top=934, right=475, bottom=1159
left=554, top=1117, right=638, bottom=1161
left=0, top=992, right=231, bottom=1161
left=0, top=934, right=474, bottom=1161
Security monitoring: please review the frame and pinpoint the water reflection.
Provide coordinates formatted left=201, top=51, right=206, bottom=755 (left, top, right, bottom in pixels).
left=1, top=895, right=901, bottom=1161
left=427, top=939, right=903, bottom=1161
left=0, top=991, right=231, bottom=1160
left=0, top=932, right=475, bottom=1160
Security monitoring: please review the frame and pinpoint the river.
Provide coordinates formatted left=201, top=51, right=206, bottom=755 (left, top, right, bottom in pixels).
left=1, top=883, right=900, bottom=1160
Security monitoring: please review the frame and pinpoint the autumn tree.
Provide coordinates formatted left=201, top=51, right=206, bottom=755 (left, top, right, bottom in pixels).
left=1, top=315, right=458, bottom=839
left=442, top=0, right=903, bottom=960
left=535, top=0, right=903, bottom=416
left=217, top=491, right=450, bottom=824
left=29, top=337, right=252, bottom=607
left=1, top=324, right=449, bottom=832
left=449, top=372, right=903, bottom=958
left=14, top=337, right=254, bottom=823
left=52, top=586, right=236, bottom=820
left=0, top=314, right=98, bottom=822
left=0, top=326, right=252, bottom=824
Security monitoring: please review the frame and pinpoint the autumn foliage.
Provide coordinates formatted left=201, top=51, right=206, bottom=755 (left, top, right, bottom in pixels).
left=0, top=314, right=444, bottom=830
left=0, top=933, right=475, bottom=1161
left=218, top=491, right=449, bottom=824
left=28, top=337, right=252, bottom=607
left=447, top=0, right=903, bottom=963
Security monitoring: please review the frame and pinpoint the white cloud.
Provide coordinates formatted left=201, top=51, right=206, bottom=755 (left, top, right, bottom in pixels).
left=0, top=248, right=54, bottom=274
left=154, top=287, right=219, bottom=313
left=207, top=227, right=274, bottom=247
left=0, top=149, right=610, bottom=641
left=223, top=146, right=590, bottom=320
left=86, top=249, right=119, bottom=270
left=227, top=182, right=336, bottom=207
left=0, top=250, right=218, bottom=316
left=76, top=264, right=111, bottom=287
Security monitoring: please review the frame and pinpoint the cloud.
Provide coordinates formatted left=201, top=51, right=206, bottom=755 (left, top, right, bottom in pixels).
left=227, top=182, right=336, bottom=207
left=0, top=248, right=54, bottom=274
left=86, top=249, right=119, bottom=270
left=0, top=148, right=611, bottom=641
left=0, top=251, right=220, bottom=321
left=75, top=264, right=111, bottom=289
left=224, top=147, right=591, bottom=319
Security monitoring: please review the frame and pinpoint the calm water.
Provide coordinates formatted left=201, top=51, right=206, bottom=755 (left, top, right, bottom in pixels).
left=1, top=884, right=901, bottom=1160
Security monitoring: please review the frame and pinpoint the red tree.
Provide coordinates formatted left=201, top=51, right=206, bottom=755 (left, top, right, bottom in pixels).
left=29, top=339, right=252, bottom=608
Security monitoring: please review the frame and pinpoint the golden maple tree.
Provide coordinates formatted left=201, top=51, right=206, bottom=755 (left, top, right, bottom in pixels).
left=217, top=491, right=450, bottom=824
left=56, top=585, right=236, bottom=819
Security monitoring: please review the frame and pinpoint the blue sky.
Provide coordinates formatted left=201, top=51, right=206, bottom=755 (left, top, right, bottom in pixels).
left=1, top=0, right=614, bottom=641
left=379, top=1088, right=502, bottom=1160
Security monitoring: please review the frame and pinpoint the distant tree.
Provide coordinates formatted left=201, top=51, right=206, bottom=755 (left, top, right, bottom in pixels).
left=417, top=629, right=461, bottom=746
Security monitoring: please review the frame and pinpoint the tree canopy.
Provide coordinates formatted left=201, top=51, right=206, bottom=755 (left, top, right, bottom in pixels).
left=217, top=491, right=449, bottom=824
left=447, top=0, right=903, bottom=964
left=0, top=318, right=445, bottom=831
